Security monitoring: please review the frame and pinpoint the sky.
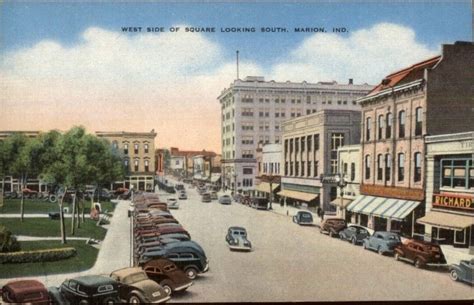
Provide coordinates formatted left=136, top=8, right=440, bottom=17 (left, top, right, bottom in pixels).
left=0, top=1, right=472, bottom=152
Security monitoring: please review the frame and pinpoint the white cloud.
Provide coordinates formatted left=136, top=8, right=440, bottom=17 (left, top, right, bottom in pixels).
left=270, top=23, right=439, bottom=84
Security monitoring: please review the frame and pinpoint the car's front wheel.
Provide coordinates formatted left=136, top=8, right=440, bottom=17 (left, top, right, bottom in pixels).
left=160, top=280, right=173, bottom=296
left=449, top=269, right=459, bottom=281
left=128, top=294, right=144, bottom=304
left=377, top=247, right=384, bottom=255
left=329, top=230, right=334, bottom=238
left=185, top=266, right=199, bottom=280
left=414, top=258, right=423, bottom=268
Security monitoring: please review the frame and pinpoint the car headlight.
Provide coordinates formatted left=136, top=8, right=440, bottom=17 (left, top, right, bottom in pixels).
left=152, top=291, right=162, bottom=297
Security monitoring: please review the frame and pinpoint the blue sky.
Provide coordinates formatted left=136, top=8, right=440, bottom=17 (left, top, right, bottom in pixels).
left=1, top=1, right=471, bottom=67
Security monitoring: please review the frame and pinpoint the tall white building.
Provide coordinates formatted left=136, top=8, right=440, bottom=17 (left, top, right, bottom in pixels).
left=218, top=76, right=373, bottom=193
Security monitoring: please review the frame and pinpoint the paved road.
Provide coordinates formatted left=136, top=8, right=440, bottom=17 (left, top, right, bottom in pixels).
left=165, top=182, right=473, bottom=303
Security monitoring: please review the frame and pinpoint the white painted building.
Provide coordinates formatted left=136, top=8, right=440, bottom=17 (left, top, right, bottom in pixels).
left=170, top=156, right=186, bottom=171
left=218, top=76, right=373, bottom=193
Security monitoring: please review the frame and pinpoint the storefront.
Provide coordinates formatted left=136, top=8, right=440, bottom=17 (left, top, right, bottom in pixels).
left=255, top=182, right=280, bottom=200
left=346, top=195, right=422, bottom=236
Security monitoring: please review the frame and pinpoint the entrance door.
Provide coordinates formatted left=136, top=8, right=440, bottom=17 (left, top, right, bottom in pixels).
left=138, top=181, right=145, bottom=191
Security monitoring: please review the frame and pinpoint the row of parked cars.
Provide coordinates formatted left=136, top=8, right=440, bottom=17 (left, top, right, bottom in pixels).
left=293, top=214, right=473, bottom=286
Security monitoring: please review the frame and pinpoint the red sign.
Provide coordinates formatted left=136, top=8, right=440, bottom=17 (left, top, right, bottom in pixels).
left=432, top=193, right=473, bottom=211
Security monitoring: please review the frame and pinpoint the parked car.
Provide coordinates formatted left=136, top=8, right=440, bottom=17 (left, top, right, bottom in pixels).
left=210, top=192, right=218, bottom=200
left=449, top=259, right=474, bottom=285
left=250, top=197, right=268, bottom=210
left=225, top=226, right=252, bottom=251
left=394, top=239, right=446, bottom=268
left=142, top=258, right=193, bottom=296
left=178, top=192, right=187, bottom=200
left=363, top=231, right=401, bottom=255
left=218, top=195, right=232, bottom=205
left=48, top=275, right=121, bottom=305
left=175, top=184, right=185, bottom=191
left=166, top=198, right=179, bottom=209
left=139, top=241, right=209, bottom=280
left=339, top=224, right=372, bottom=245
left=201, top=193, right=212, bottom=203
left=292, top=211, right=313, bottom=225
left=110, top=267, right=169, bottom=303
left=1, top=280, right=51, bottom=305
left=319, top=218, right=347, bottom=237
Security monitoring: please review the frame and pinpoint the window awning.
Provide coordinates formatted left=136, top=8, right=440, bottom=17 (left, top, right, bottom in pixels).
left=256, top=182, right=280, bottom=193
left=417, top=211, right=474, bottom=231
left=210, top=174, right=221, bottom=183
left=346, top=195, right=420, bottom=221
left=277, top=190, right=318, bottom=202
left=330, top=198, right=353, bottom=208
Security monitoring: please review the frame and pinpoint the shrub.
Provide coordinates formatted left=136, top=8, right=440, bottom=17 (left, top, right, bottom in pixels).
left=0, top=225, right=21, bottom=253
left=0, top=247, right=76, bottom=264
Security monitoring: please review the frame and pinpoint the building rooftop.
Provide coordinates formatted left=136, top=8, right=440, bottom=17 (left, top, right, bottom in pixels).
left=96, top=130, right=157, bottom=137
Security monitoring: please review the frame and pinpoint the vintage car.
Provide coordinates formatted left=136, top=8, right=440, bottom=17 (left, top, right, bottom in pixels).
left=48, top=275, right=121, bottom=305
left=225, top=226, right=252, bottom=251
left=250, top=197, right=268, bottom=210
left=178, top=192, right=187, bottom=200
left=143, top=258, right=193, bottom=296
left=110, top=267, right=170, bottom=303
left=138, top=241, right=209, bottom=280
left=363, top=231, right=401, bottom=255
left=319, top=218, right=347, bottom=237
left=292, top=211, right=314, bottom=225
left=201, top=193, right=212, bottom=202
left=1, top=279, right=51, bottom=305
left=218, top=195, right=232, bottom=205
left=394, top=239, right=446, bottom=268
left=166, top=198, right=179, bottom=209
left=339, top=224, right=372, bottom=245
left=449, top=259, right=474, bottom=285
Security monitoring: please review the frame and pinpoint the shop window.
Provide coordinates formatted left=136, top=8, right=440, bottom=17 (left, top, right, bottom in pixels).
left=385, top=154, right=391, bottom=182
left=134, top=143, right=139, bottom=154
left=144, top=144, right=149, bottom=154
left=386, top=113, right=392, bottom=138
left=398, top=153, right=405, bottom=182
left=398, top=111, right=406, bottom=138
left=414, top=152, right=421, bottom=182
left=365, top=155, right=371, bottom=180
left=377, top=154, right=383, bottom=181
left=134, top=160, right=139, bottom=172
left=441, top=159, right=473, bottom=189
left=415, top=107, right=423, bottom=136
left=144, top=160, right=149, bottom=172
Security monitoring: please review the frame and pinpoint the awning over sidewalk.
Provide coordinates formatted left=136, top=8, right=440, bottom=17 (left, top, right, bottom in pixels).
left=417, top=211, right=474, bottom=231
left=210, top=173, right=221, bottom=183
left=346, top=195, right=420, bottom=221
left=330, top=198, right=353, bottom=208
left=256, top=182, right=279, bottom=193
left=277, top=190, right=318, bottom=202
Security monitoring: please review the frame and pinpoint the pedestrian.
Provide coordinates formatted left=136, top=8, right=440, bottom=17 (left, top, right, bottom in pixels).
left=316, top=206, right=321, bottom=218
left=320, top=209, right=325, bottom=221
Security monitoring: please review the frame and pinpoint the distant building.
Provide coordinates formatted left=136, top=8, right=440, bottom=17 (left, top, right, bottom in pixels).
left=255, top=143, right=282, bottom=200
left=169, top=147, right=220, bottom=183
left=347, top=41, right=474, bottom=237
left=218, top=76, right=373, bottom=193
left=279, top=110, right=361, bottom=212
left=96, top=130, right=157, bottom=191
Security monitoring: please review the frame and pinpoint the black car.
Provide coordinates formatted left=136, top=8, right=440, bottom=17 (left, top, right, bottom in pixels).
left=138, top=241, right=209, bottom=280
left=338, top=224, right=372, bottom=245
left=48, top=275, right=121, bottom=305
left=292, top=211, right=314, bottom=225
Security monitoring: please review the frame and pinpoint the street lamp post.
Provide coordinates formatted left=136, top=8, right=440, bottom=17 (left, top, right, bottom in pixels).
left=335, top=173, right=348, bottom=219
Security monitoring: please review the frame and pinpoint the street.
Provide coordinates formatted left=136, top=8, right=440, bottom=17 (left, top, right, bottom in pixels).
left=162, top=183, right=473, bottom=302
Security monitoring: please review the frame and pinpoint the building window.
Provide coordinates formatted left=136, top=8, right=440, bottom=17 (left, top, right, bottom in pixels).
left=290, top=161, right=294, bottom=176
left=134, top=160, right=139, bottom=172
left=441, top=159, right=473, bottom=189
left=398, top=153, right=405, bottom=182
left=243, top=168, right=253, bottom=175
left=307, top=161, right=311, bottom=177
left=415, top=107, right=423, bottom=136
left=377, top=154, right=383, bottom=181
left=365, top=155, right=371, bottom=180
left=378, top=115, right=384, bottom=140
left=331, top=133, right=344, bottom=161
left=307, top=135, right=312, bottom=152
left=399, top=110, right=406, bottom=138
left=314, top=161, right=319, bottom=177
left=144, top=160, right=149, bottom=172
left=414, top=152, right=422, bottom=182
left=284, top=139, right=288, bottom=157
left=285, top=162, right=288, bottom=175
left=295, top=138, right=299, bottom=154
left=124, top=144, right=129, bottom=155
left=124, top=159, right=129, bottom=169
left=295, top=162, right=299, bottom=176
left=290, top=139, right=294, bottom=154
left=301, top=161, right=305, bottom=176
left=134, top=143, right=139, bottom=154
left=301, top=137, right=305, bottom=152
left=350, top=163, right=355, bottom=181
left=144, top=144, right=149, bottom=154
left=386, top=113, right=392, bottom=139
left=366, top=117, right=372, bottom=141
left=314, top=134, right=320, bottom=151
left=343, top=162, right=348, bottom=176
left=385, top=154, right=391, bottom=182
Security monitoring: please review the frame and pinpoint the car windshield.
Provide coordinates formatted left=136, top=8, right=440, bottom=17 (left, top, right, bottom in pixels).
left=301, top=213, right=312, bottom=219
left=387, top=235, right=400, bottom=241
left=123, top=272, right=148, bottom=284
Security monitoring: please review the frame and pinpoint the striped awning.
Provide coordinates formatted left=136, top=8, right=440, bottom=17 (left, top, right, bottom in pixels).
left=256, top=182, right=280, bottom=193
left=277, top=190, right=318, bottom=202
left=346, top=195, right=420, bottom=221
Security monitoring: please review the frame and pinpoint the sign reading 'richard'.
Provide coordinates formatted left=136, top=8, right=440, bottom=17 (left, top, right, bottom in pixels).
left=433, top=193, right=473, bottom=211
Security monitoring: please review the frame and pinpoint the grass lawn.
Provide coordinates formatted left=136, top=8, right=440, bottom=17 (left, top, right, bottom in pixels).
left=0, top=240, right=99, bottom=278
left=0, top=199, right=116, bottom=214
left=0, top=218, right=107, bottom=240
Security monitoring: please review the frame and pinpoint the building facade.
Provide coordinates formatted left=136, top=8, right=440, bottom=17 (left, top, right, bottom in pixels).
left=255, top=144, right=282, bottom=199
left=96, top=130, right=157, bottom=191
left=218, top=76, right=373, bottom=193
left=348, top=41, right=474, bottom=236
left=279, top=110, right=361, bottom=212
left=417, top=132, right=473, bottom=249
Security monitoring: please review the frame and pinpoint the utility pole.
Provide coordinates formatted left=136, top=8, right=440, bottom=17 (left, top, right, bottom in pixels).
left=236, top=50, right=239, bottom=80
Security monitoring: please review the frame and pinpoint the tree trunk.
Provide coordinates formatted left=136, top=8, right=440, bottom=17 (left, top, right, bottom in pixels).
left=60, top=187, right=67, bottom=244
left=70, top=191, right=77, bottom=235
left=77, top=197, right=81, bottom=228
left=20, top=175, right=25, bottom=222
left=81, top=197, right=86, bottom=223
